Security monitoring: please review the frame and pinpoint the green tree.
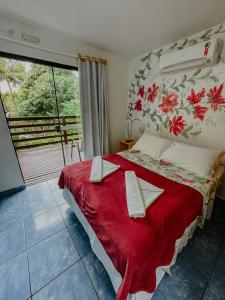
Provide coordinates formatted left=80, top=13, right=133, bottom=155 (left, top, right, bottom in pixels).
left=61, top=99, right=80, bottom=116
left=0, top=58, right=25, bottom=114
left=18, top=65, right=80, bottom=116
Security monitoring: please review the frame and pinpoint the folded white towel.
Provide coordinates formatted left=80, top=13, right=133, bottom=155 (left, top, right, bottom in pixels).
left=125, top=171, right=146, bottom=218
left=90, top=156, right=103, bottom=183
left=102, top=160, right=120, bottom=179
left=90, top=157, right=120, bottom=183
left=125, top=171, right=164, bottom=218
left=138, top=178, right=164, bottom=209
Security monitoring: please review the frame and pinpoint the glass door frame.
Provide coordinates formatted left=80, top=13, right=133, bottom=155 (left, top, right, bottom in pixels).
left=0, top=51, right=78, bottom=185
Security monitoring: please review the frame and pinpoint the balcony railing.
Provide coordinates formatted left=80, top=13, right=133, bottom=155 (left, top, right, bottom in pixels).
left=7, top=115, right=82, bottom=150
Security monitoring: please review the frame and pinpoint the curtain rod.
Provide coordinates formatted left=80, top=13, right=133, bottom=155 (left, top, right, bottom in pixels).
left=76, top=53, right=107, bottom=65
left=0, top=34, right=75, bottom=59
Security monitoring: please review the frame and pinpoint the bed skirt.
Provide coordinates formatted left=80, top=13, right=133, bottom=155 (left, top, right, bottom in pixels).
left=63, top=187, right=199, bottom=300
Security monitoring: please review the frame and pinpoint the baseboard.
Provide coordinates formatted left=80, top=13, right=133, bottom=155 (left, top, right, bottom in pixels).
left=0, top=185, right=25, bottom=198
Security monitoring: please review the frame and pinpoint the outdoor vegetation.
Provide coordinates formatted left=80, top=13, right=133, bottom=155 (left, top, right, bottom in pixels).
left=0, top=58, right=80, bottom=117
left=0, top=57, right=81, bottom=149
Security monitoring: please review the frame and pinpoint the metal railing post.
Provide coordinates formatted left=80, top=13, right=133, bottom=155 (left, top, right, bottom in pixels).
left=62, top=116, right=68, bottom=144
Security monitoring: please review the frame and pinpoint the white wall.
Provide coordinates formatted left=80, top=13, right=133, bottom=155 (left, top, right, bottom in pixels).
left=0, top=15, right=129, bottom=191
left=0, top=101, right=24, bottom=192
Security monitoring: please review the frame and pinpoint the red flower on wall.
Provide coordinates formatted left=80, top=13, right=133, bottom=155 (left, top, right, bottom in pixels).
left=147, top=83, right=159, bottom=103
left=134, top=99, right=142, bottom=111
left=187, top=88, right=205, bottom=104
left=137, top=85, right=145, bottom=98
left=194, top=105, right=208, bottom=121
left=159, top=92, right=178, bottom=113
left=169, top=116, right=186, bottom=135
left=207, top=83, right=225, bottom=111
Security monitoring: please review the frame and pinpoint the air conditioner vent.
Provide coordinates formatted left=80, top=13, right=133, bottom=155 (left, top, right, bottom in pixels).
left=159, top=38, right=223, bottom=74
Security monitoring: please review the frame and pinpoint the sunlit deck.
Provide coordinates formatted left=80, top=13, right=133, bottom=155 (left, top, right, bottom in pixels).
left=17, top=144, right=82, bottom=186
left=6, top=115, right=82, bottom=186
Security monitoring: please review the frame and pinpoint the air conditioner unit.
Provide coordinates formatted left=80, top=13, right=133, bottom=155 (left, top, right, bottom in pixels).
left=159, top=38, right=223, bottom=74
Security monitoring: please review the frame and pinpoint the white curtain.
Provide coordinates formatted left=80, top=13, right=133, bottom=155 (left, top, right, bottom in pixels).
left=78, top=59, right=109, bottom=160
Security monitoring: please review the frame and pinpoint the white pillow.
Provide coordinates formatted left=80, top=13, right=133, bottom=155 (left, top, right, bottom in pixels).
left=160, top=142, right=221, bottom=177
left=132, top=132, right=172, bottom=160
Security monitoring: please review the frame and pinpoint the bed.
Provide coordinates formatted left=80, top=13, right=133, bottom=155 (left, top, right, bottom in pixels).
left=58, top=140, right=224, bottom=300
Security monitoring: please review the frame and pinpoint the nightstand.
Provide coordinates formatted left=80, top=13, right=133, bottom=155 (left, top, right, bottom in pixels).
left=118, top=139, right=137, bottom=151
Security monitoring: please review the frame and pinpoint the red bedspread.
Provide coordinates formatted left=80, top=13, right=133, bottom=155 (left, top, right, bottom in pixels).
left=58, top=153, right=203, bottom=300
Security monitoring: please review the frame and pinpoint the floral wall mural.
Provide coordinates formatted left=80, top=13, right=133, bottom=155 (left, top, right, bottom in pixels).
left=127, top=22, right=225, bottom=148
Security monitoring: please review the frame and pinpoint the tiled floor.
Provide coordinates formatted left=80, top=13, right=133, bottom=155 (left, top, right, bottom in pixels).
left=0, top=179, right=225, bottom=300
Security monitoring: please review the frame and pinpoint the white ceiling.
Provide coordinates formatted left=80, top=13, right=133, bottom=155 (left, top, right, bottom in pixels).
left=1, top=0, right=225, bottom=58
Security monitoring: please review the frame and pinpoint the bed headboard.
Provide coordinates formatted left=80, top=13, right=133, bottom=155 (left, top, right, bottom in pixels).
left=127, top=22, right=225, bottom=150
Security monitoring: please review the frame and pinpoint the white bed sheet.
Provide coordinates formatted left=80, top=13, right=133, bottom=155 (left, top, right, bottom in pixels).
left=63, top=187, right=198, bottom=300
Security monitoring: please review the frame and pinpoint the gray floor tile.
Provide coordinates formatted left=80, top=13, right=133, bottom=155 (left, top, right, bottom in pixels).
left=0, top=196, right=23, bottom=232
left=0, top=194, right=21, bottom=211
left=0, top=213, right=23, bottom=233
left=47, top=178, right=60, bottom=191
left=0, top=223, right=26, bottom=265
left=58, top=203, right=78, bottom=226
left=24, top=207, right=66, bottom=248
left=152, top=289, right=167, bottom=300
left=68, top=222, right=91, bottom=257
left=158, top=255, right=207, bottom=300
left=52, top=189, right=66, bottom=206
left=23, top=193, right=56, bottom=219
left=18, top=182, right=51, bottom=202
left=202, top=249, right=225, bottom=300
left=28, top=228, right=79, bottom=294
left=32, top=261, right=98, bottom=300
left=83, top=251, right=116, bottom=300
left=0, top=252, right=30, bottom=300
left=182, top=224, right=223, bottom=277
left=25, top=182, right=51, bottom=197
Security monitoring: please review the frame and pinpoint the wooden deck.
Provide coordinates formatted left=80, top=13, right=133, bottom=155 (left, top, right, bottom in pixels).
left=17, top=144, right=83, bottom=186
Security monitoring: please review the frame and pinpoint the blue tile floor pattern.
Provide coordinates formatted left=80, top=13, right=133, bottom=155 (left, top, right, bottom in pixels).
left=0, top=179, right=224, bottom=299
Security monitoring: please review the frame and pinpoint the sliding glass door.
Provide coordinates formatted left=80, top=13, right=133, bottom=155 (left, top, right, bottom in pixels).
left=0, top=55, right=82, bottom=185
left=50, top=66, right=82, bottom=166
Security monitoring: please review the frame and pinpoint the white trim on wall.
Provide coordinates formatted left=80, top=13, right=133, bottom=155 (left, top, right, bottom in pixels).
left=0, top=34, right=75, bottom=60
